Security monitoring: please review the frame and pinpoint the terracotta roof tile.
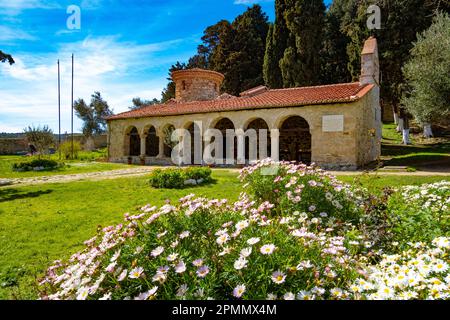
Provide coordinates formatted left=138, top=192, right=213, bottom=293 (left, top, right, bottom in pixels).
left=107, top=82, right=373, bottom=120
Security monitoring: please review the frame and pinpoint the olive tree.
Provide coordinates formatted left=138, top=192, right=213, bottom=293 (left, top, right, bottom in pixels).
left=402, top=12, right=450, bottom=138
left=23, top=125, right=55, bottom=157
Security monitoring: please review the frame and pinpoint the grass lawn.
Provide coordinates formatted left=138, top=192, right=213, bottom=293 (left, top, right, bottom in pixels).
left=0, top=169, right=241, bottom=299
left=0, top=168, right=448, bottom=299
left=381, top=123, right=450, bottom=169
left=0, top=155, right=132, bottom=179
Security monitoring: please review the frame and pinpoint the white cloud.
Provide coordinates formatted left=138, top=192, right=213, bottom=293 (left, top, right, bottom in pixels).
left=0, top=35, right=196, bottom=133
left=0, top=26, right=37, bottom=41
left=234, top=0, right=273, bottom=5
left=0, top=0, right=61, bottom=15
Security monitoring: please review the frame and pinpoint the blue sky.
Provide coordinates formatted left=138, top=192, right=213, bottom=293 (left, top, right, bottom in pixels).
left=0, top=0, right=331, bottom=133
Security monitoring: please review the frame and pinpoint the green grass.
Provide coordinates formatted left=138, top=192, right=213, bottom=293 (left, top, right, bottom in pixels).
left=381, top=123, right=450, bottom=168
left=337, top=174, right=449, bottom=193
left=0, top=170, right=241, bottom=299
left=0, top=155, right=132, bottom=179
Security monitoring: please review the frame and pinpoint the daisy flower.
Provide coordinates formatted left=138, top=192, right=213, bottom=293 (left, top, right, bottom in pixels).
left=175, top=261, right=186, bottom=273
left=260, top=244, right=276, bottom=255
left=176, top=284, right=188, bottom=297
left=283, top=292, right=295, bottom=300
left=117, top=269, right=127, bottom=282
left=271, top=270, right=286, bottom=284
left=233, top=284, right=246, bottom=298
left=167, top=253, right=179, bottom=262
left=192, top=259, right=204, bottom=267
left=234, top=258, right=248, bottom=270
left=151, top=246, right=164, bottom=257
left=129, top=266, right=144, bottom=279
left=196, top=266, right=210, bottom=278
left=216, top=234, right=230, bottom=245
left=76, top=287, right=89, bottom=300
left=247, top=237, right=260, bottom=245
left=240, top=247, right=252, bottom=258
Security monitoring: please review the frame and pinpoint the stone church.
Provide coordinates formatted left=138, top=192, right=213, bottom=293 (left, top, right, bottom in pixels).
left=106, top=37, right=381, bottom=170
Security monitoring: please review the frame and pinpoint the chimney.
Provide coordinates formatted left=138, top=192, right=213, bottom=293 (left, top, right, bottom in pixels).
left=360, top=36, right=379, bottom=86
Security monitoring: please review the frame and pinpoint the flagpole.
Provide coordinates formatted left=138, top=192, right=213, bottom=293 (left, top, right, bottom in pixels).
left=58, top=59, right=61, bottom=160
left=71, top=53, right=74, bottom=159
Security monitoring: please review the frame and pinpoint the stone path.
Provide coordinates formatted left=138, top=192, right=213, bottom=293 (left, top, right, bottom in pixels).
left=0, top=167, right=159, bottom=187
left=0, top=166, right=449, bottom=188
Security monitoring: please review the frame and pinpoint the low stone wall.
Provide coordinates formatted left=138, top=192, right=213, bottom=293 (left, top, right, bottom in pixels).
left=0, top=134, right=107, bottom=155
left=0, top=138, right=28, bottom=155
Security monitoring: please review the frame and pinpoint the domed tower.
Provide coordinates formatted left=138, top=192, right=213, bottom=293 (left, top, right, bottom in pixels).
left=171, top=68, right=224, bottom=102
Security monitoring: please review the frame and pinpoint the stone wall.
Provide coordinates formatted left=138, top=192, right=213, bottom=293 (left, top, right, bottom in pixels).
left=0, top=138, right=28, bottom=155
left=0, top=134, right=107, bottom=155
left=172, top=68, right=224, bottom=102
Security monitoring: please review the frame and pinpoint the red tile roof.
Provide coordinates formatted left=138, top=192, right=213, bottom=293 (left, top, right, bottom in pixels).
left=107, top=82, right=373, bottom=120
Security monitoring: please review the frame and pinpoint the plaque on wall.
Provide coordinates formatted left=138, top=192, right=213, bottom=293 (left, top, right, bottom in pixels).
left=322, top=115, right=344, bottom=132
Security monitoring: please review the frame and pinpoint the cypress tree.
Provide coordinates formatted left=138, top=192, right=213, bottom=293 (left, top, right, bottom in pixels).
left=263, top=0, right=289, bottom=88
left=321, top=0, right=353, bottom=84
left=280, top=0, right=326, bottom=87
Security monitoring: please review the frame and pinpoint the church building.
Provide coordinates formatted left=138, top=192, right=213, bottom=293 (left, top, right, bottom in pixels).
left=106, top=37, right=381, bottom=170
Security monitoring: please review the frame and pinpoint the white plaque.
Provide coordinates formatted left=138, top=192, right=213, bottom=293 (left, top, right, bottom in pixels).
left=322, top=115, right=344, bottom=132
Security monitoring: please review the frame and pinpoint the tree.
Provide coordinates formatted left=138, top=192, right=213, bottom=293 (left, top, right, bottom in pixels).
left=402, top=12, right=450, bottom=138
left=164, top=5, right=269, bottom=96
left=228, top=4, right=269, bottom=93
left=74, top=92, right=113, bottom=138
left=161, top=62, right=187, bottom=102
left=23, top=125, right=54, bottom=157
left=0, top=50, right=14, bottom=65
left=129, top=97, right=160, bottom=110
left=321, top=0, right=353, bottom=84
left=280, top=0, right=326, bottom=87
left=264, top=0, right=290, bottom=89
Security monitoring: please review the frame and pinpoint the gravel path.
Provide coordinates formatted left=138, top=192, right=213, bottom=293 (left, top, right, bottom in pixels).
left=0, top=166, right=448, bottom=188
left=0, top=167, right=159, bottom=187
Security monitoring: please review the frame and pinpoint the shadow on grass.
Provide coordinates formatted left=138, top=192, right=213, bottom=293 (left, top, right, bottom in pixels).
left=0, top=188, right=53, bottom=203
left=384, top=154, right=450, bottom=166
left=382, top=142, right=450, bottom=157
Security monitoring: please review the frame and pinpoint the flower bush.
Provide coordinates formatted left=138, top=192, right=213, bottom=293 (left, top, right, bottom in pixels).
left=38, top=160, right=450, bottom=300
left=149, top=167, right=212, bottom=189
left=239, top=159, right=362, bottom=223
left=346, top=238, right=450, bottom=300
left=387, top=181, right=450, bottom=247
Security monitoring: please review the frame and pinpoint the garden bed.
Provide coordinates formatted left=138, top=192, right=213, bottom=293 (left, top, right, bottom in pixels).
left=38, top=160, right=449, bottom=300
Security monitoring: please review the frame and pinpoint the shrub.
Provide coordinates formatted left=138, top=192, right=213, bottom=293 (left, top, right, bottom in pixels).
left=149, top=167, right=212, bottom=189
left=59, top=141, right=82, bottom=160
left=149, top=169, right=185, bottom=189
left=12, top=159, right=62, bottom=172
left=183, top=167, right=212, bottom=182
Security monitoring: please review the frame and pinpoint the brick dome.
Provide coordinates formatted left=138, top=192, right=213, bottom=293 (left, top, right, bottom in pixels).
left=171, top=68, right=225, bottom=102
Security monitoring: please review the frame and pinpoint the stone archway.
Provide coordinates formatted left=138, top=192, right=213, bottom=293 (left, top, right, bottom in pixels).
left=126, top=127, right=140, bottom=156
left=279, top=116, right=311, bottom=164
left=245, top=118, right=270, bottom=162
left=186, top=122, right=202, bottom=165
left=213, top=118, right=236, bottom=164
left=145, top=126, right=159, bottom=157
left=162, top=124, right=175, bottom=157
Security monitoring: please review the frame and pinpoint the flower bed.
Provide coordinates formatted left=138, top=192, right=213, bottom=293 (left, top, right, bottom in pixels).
left=38, top=160, right=450, bottom=300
